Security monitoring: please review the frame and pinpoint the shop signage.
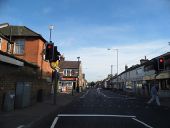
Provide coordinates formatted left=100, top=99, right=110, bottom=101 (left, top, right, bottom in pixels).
left=62, top=77, right=76, bottom=81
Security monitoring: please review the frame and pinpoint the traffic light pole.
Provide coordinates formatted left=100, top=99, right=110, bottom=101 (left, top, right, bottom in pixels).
left=53, top=69, right=59, bottom=105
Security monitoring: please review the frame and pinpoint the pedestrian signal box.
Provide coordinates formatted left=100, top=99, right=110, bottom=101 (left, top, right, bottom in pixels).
left=45, top=43, right=54, bottom=60
left=158, top=57, right=165, bottom=70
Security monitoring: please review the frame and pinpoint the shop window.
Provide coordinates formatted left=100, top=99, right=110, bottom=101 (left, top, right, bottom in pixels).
left=161, top=79, right=170, bottom=90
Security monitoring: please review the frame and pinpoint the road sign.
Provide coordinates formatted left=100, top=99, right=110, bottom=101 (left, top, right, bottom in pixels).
left=50, top=60, right=59, bottom=70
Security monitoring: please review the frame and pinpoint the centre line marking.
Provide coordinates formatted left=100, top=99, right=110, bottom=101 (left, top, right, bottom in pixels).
left=80, top=90, right=89, bottom=98
left=132, top=118, right=153, bottom=128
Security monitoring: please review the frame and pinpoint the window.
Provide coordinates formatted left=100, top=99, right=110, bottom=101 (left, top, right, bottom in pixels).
left=0, top=37, right=2, bottom=50
left=7, top=42, right=11, bottom=53
left=14, top=39, right=25, bottom=54
left=63, top=69, right=67, bottom=76
left=63, top=69, right=74, bottom=76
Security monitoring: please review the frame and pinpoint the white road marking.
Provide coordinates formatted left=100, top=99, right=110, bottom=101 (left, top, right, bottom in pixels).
left=50, top=114, right=136, bottom=128
left=51, top=114, right=154, bottom=128
left=58, top=114, right=136, bottom=118
left=132, top=118, right=153, bottom=128
left=80, top=90, right=89, bottom=98
left=17, top=125, right=25, bottom=128
left=50, top=117, right=59, bottom=128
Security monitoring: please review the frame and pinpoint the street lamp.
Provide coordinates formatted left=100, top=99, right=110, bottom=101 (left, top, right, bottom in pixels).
left=107, top=48, right=119, bottom=88
left=49, top=25, right=54, bottom=42
left=111, top=64, right=113, bottom=76
left=107, top=48, right=118, bottom=75
left=77, top=57, right=80, bottom=92
left=0, top=23, right=9, bottom=28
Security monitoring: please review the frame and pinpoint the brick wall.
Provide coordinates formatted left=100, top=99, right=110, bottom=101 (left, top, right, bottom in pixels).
left=37, top=39, right=52, bottom=78
left=0, top=62, right=51, bottom=111
left=0, top=37, right=8, bottom=52
left=13, top=38, right=52, bottom=79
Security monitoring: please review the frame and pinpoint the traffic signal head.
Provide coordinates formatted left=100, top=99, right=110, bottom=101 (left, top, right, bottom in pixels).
left=45, top=43, right=54, bottom=60
left=52, top=46, right=61, bottom=61
left=158, top=57, right=165, bottom=70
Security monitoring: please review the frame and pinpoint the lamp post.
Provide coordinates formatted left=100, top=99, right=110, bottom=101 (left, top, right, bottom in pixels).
left=111, top=64, right=113, bottom=76
left=49, top=25, right=54, bottom=42
left=77, top=57, right=80, bottom=93
left=107, top=48, right=119, bottom=88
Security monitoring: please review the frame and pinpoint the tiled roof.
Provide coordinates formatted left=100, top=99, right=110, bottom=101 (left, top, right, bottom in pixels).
left=0, top=32, right=9, bottom=41
left=59, top=61, right=80, bottom=69
left=0, top=25, right=47, bottom=42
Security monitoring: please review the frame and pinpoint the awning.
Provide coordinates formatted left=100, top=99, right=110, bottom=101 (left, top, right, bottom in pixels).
left=156, top=72, right=170, bottom=79
left=143, top=74, right=156, bottom=80
left=0, top=54, right=24, bottom=66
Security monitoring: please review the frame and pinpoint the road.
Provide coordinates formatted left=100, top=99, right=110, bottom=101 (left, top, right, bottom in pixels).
left=50, top=88, right=170, bottom=128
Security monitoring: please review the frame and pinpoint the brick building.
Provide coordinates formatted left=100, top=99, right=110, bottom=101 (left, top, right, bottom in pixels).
left=0, top=33, right=8, bottom=52
left=0, top=50, right=51, bottom=111
left=0, top=24, right=52, bottom=112
left=0, top=25, right=52, bottom=80
left=58, top=56, right=84, bottom=93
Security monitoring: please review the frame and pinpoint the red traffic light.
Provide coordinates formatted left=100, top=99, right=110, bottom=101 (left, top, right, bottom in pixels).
left=159, top=58, right=164, bottom=63
left=45, top=43, right=54, bottom=60
left=47, top=44, right=53, bottom=49
left=158, top=57, right=165, bottom=70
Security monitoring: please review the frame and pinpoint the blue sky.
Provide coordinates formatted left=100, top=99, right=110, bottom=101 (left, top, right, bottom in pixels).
left=1, top=0, right=170, bottom=81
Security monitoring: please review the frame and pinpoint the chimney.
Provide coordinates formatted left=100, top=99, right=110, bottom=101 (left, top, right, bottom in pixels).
left=125, top=65, right=128, bottom=70
left=140, top=56, right=148, bottom=64
left=60, top=55, right=65, bottom=61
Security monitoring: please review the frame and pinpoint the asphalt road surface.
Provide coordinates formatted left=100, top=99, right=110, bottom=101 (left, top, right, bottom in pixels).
left=50, top=88, right=170, bottom=128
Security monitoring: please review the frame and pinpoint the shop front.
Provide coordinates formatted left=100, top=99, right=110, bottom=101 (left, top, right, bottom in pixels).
left=156, top=72, right=170, bottom=97
left=59, top=77, right=77, bottom=93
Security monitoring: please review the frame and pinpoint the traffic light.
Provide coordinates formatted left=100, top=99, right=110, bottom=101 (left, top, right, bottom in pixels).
left=151, top=58, right=158, bottom=71
left=52, top=46, right=60, bottom=61
left=158, top=57, right=165, bottom=70
left=45, top=43, right=54, bottom=60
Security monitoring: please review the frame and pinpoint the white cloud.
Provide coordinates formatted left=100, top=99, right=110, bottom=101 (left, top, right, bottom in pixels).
left=63, top=40, right=170, bottom=82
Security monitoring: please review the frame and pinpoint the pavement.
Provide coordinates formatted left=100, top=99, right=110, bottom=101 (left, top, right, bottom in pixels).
left=0, top=92, right=83, bottom=128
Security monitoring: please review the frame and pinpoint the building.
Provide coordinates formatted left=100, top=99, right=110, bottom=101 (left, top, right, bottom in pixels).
left=58, top=56, right=84, bottom=93
left=144, top=52, right=170, bottom=97
left=0, top=33, right=9, bottom=52
left=0, top=50, right=51, bottom=111
left=0, top=25, right=52, bottom=80
left=0, top=24, right=52, bottom=112
left=111, top=53, right=170, bottom=97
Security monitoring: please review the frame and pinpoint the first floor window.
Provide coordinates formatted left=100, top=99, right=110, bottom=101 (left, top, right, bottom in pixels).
left=14, top=39, right=25, bottom=54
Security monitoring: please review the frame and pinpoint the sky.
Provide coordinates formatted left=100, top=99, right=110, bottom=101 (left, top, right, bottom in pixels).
left=0, top=0, right=170, bottom=81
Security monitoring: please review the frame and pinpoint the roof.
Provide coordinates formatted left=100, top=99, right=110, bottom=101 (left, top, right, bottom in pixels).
left=0, top=25, right=47, bottom=42
left=59, top=61, right=80, bottom=69
left=118, top=52, right=170, bottom=77
left=0, top=32, right=9, bottom=41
